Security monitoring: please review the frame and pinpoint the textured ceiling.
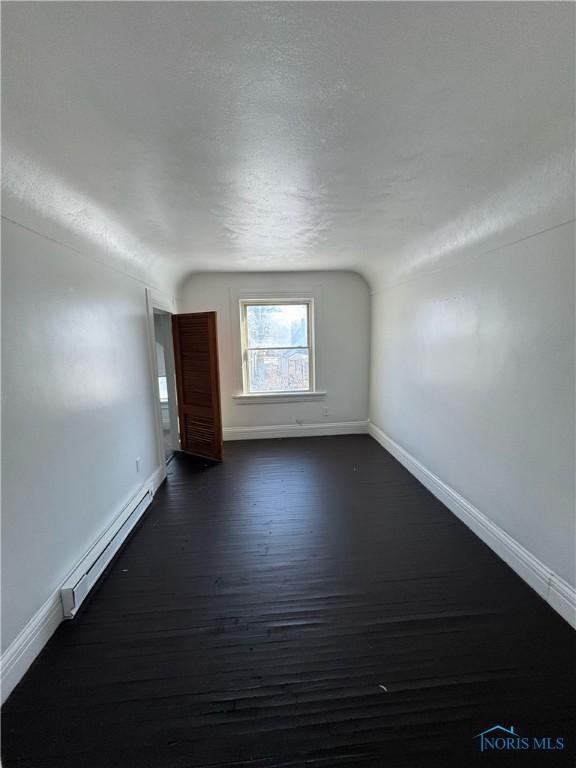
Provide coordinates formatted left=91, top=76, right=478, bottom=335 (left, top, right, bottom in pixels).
left=2, top=2, right=574, bottom=292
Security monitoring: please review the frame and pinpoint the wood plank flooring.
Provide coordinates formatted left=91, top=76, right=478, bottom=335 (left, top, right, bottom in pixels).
left=2, top=435, right=574, bottom=767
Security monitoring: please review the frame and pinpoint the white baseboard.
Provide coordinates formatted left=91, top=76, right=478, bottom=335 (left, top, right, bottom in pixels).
left=223, top=420, right=369, bottom=441
left=368, top=423, right=576, bottom=629
left=0, top=464, right=165, bottom=705
left=0, top=592, right=64, bottom=707
left=149, top=464, right=166, bottom=494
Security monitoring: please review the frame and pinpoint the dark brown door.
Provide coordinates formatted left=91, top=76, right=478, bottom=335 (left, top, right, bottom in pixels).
left=172, top=312, right=223, bottom=461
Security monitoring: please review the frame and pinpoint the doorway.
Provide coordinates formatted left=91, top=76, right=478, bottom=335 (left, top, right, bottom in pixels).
left=153, top=310, right=179, bottom=461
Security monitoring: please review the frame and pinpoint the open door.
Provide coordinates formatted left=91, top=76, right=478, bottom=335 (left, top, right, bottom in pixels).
left=172, top=312, right=223, bottom=461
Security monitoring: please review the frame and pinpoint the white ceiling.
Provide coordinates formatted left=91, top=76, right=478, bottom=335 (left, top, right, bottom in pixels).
left=2, top=2, right=574, bottom=291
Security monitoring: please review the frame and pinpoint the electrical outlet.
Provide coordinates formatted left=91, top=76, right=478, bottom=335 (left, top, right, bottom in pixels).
left=322, top=407, right=329, bottom=417
left=136, top=457, right=142, bottom=473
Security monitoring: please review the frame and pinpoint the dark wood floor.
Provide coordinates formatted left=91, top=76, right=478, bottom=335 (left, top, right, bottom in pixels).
left=2, top=436, right=574, bottom=767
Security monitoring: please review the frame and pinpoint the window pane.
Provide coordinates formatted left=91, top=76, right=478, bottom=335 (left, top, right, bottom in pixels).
left=158, top=376, right=168, bottom=402
left=248, top=348, right=309, bottom=392
left=246, top=304, right=308, bottom=348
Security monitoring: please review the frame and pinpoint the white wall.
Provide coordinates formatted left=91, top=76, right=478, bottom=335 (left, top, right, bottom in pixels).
left=370, top=221, right=575, bottom=588
left=179, top=272, right=370, bottom=431
left=1, top=218, right=163, bottom=653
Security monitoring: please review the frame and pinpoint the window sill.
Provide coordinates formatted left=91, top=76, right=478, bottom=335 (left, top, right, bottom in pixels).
left=233, top=391, right=327, bottom=404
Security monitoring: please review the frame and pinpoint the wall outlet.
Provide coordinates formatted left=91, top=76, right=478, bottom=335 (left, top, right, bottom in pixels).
left=322, top=407, right=329, bottom=417
left=136, top=457, right=142, bottom=473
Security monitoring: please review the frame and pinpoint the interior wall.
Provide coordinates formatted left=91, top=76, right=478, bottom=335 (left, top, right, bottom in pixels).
left=179, top=271, right=370, bottom=429
left=1, top=218, right=163, bottom=652
left=370, top=221, right=575, bottom=586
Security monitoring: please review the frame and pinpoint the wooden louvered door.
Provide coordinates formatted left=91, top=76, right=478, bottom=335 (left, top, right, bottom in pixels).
left=172, top=312, right=223, bottom=461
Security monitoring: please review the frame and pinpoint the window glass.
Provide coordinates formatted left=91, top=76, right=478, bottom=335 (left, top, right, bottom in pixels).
left=158, top=376, right=168, bottom=402
left=248, top=348, right=309, bottom=392
left=246, top=304, right=308, bottom=348
left=243, top=302, right=312, bottom=393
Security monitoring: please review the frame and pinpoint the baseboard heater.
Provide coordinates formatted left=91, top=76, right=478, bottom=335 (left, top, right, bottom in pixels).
left=60, top=485, right=154, bottom=618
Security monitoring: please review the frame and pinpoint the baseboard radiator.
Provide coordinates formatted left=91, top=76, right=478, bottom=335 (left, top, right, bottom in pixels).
left=60, top=486, right=153, bottom=618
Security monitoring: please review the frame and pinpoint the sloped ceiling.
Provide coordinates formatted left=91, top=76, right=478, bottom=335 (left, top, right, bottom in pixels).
left=2, top=2, right=574, bottom=292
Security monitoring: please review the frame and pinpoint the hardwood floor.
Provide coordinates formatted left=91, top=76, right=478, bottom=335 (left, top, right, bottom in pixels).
left=2, top=436, right=574, bottom=767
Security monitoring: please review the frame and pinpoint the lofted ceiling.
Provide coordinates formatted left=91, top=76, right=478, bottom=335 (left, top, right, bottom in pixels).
left=2, top=2, right=574, bottom=292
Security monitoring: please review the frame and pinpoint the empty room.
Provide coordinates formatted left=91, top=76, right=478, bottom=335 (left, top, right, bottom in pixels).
left=1, top=2, right=574, bottom=766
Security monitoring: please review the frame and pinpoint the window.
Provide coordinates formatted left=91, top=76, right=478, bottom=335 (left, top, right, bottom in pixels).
left=157, top=376, right=168, bottom=403
left=241, top=300, right=314, bottom=394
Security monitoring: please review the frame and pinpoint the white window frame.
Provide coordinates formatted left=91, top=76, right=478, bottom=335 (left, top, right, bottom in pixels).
left=240, top=298, right=315, bottom=396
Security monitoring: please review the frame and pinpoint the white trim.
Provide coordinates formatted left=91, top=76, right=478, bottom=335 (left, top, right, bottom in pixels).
left=239, top=297, right=316, bottom=395
left=224, top=420, right=369, bottom=441
left=0, top=465, right=165, bottom=704
left=0, top=592, right=64, bottom=706
left=148, top=287, right=178, bottom=314
left=146, top=288, right=168, bottom=482
left=233, top=390, right=327, bottom=404
left=368, top=423, right=576, bottom=629
left=229, top=285, right=325, bottom=398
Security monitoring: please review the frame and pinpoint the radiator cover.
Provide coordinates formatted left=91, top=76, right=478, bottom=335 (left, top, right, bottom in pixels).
left=60, top=486, right=154, bottom=618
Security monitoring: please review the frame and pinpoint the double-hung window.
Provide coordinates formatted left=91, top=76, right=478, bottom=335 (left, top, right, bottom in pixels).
left=240, top=300, right=314, bottom=394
